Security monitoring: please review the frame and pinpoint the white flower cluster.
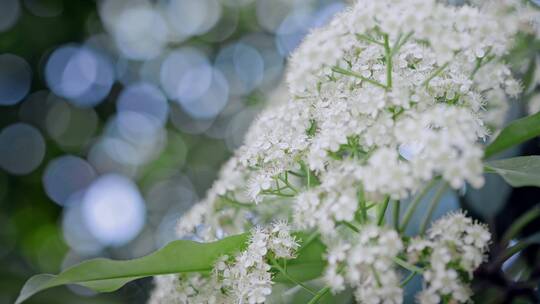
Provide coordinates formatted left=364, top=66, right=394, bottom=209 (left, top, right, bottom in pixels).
left=218, top=223, right=298, bottom=304
left=319, top=211, right=490, bottom=304
left=148, top=273, right=227, bottom=304
left=324, top=225, right=404, bottom=304
left=150, top=222, right=298, bottom=304
left=153, top=0, right=539, bottom=303
left=410, top=211, right=491, bottom=304
left=175, top=0, right=538, bottom=243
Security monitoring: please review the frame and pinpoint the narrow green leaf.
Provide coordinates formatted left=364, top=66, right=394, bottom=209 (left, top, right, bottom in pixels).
left=485, top=156, right=540, bottom=187
left=485, top=112, right=540, bottom=158
left=17, top=231, right=330, bottom=304
left=15, top=234, right=249, bottom=304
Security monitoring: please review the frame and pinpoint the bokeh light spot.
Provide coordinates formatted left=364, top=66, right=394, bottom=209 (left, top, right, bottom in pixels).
left=160, top=48, right=212, bottom=101
left=43, top=155, right=96, bottom=206
left=45, top=99, right=99, bottom=149
left=117, top=82, right=169, bottom=126
left=0, top=123, right=46, bottom=175
left=0, top=54, right=32, bottom=106
left=165, top=0, right=222, bottom=40
left=0, top=0, right=20, bottom=32
left=112, top=5, right=168, bottom=60
left=62, top=201, right=104, bottom=255
left=24, top=0, right=63, bottom=18
left=176, top=68, right=229, bottom=119
left=82, top=174, right=146, bottom=246
left=45, top=45, right=114, bottom=107
left=216, top=43, right=264, bottom=95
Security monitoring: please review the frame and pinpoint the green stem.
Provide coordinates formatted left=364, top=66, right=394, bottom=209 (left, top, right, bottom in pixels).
left=306, top=165, right=311, bottom=189
left=400, top=179, right=437, bottom=232
left=356, top=33, right=384, bottom=46
left=269, top=257, right=316, bottom=295
left=377, top=196, right=390, bottom=226
left=341, top=221, right=360, bottom=233
left=419, top=182, right=449, bottom=235
left=297, top=231, right=320, bottom=255
left=307, top=287, right=331, bottom=304
left=370, top=265, right=382, bottom=287
left=358, top=185, right=367, bottom=223
left=393, top=257, right=424, bottom=273
left=221, top=195, right=254, bottom=209
left=393, top=200, right=400, bottom=230
left=332, top=66, right=388, bottom=90
left=501, top=207, right=540, bottom=245
left=261, top=190, right=295, bottom=197
left=400, top=271, right=417, bottom=287
left=279, top=174, right=298, bottom=194
left=383, top=34, right=392, bottom=89
left=392, top=31, right=414, bottom=55
left=287, top=170, right=305, bottom=178
left=422, top=62, right=449, bottom=87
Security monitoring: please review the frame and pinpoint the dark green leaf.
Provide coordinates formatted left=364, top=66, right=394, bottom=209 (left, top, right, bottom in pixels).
left=17, top=231, right=330, bottom=304
left=16, top=234, right=249, bottom=304
left=484, top=112, right=540, bottom=158
left=485, top=156, right=540, bottom=187
left=274, top=232, right=327, bottom=283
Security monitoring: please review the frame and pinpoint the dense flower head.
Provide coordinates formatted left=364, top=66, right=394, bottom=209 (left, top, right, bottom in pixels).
left=154, top=0, right=540, bottom=303
left=151, top=222, right=299, bottom=304
left=411, top=211, right=491, bottom=304
left=346, top=226, right=404, bottom=304
left=175, top=0, right=537, bottom=243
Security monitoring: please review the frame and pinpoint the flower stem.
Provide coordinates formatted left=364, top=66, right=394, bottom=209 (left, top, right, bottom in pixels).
left=287, top=170, right=305, bottom=178
left=419, top=182, right=449, bottom=235
left=269, top=257, right=316, bottom=295
left=377, top=196, right=391, bottom=226
left=221, top=195, right=254, bottom=209
left=400, top=271, right=418, bottom=287
left=393, top=200, right=400, bottom=230
left=391, top=31, right=414, bottom=55
left=306, top=165, right=311, bottom=189
left=422, top=62, right=449, bottom=87
left=393, top=257, right=424, bottom=273
left=279, top=173, right=298, bottom=194
left=341, top=221, right=361, bottom=233
left=357, top=185, right=368, bottom=223
left=400, top=179, right=437, bottom=232
left=307, top=287, right=331, bottom=304
left=356, top=33, right=384, bottom=46
left=332, top=66, right=388, bottom=90
left=370, top=265, right=382, bottom=287
left=383, top=34, right=393, bottom=89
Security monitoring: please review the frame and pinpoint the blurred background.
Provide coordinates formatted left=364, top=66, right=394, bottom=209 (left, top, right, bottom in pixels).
left=0, top=0, right=347, bottom=303
left=1, top=0, right=539, bottom=303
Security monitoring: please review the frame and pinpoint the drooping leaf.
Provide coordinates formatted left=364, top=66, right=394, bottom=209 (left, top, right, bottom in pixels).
left=15, top=234, right=249, bottom=304
left=484, top=112, right=540, bottom=158
left=16, top=231, right=329, bottom=304
left=485, top=156, right=540, bottom=188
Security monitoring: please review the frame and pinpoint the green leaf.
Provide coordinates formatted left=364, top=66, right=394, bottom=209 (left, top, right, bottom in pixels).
left=485, top=156, right=540, bottom=187
left=15, top=234, right=249, bottom=304
left=274, top=232, right=327, bottom=283
left=484, top=112, right=540, bottom=158
left=17, top=231, right=330, bottom=304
